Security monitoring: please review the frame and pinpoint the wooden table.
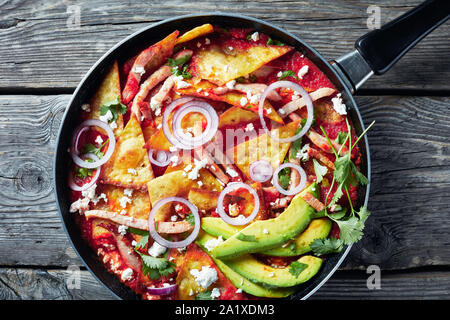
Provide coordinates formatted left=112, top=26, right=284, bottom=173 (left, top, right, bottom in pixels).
left=0, top=0, right=449, bottom=300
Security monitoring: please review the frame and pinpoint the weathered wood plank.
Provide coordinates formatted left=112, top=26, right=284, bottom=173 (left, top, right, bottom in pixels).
left=0, top=268, right=448, bottom=299
left=0, top=0, right=448, bottom=91
left=0, top=94, right=449, bottom=269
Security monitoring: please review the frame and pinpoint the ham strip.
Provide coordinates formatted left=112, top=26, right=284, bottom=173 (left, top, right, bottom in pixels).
left=308, top=147, right=335, bottom=170
left=301, top=191, right=325, bottom=212
left=279, top=87, right=335, bottom=118
left=307, top=129, right=348, bottom=156
left=156, top=221, right=193, bottom=234
left=235, top=83, right=282, bottom=101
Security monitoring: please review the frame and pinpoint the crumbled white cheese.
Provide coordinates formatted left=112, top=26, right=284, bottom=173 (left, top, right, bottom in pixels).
left=297, top=65, right=309, bottom=79
left=263, top=229, right=269, bottom=234
left=169, top=146, right=178, bottom=152
left=204, top=236, right=223, bottom=252
left=278, top=108, right=286, bottom=115
left=197, top=180, right=203, bottom=187
left=131, top=240, right=137, bottom=247
left=269, top=272, right=274, bottom=277
left=225, top=80, right=236, bottom=90
left=236, top=288, right=243, bottom=293
left=266, top=108, right=272, bottom=114
left=210, top=288, right=221, bottom=299
left=170, top=154, right=179, bottom=166
left=174, top=75, right=192, bottom=89
left=250, top=32, right=259, bottom=42
left=277, top=71, right=283, bottom=78
left=157, top=123, right=162, bottom=129
left=119, top=209, right=127, bottom=215
left=118, top=225, right=128, bottom=235
left=95, top=135, right=103, bottom=146
left=154, top=107, right=161, bottom=117
left=226, top=167, right=239, bottom=178
left=249, top=94, right=259, bottom=104
left=98, top=193, right=107, bottom=203
left=239, top=97, right=248, bottom=107
left=331, top=96, right=347, bottom=115
left=196, top=88, right=203, bottom=93
left=133, top=65, right=146, bottom=77
left=119, top=196, right=132, bottom=208
left=81, top=183, right=97, bottom=201
left=244, top=123, right=254, bottom=132
left=148, top=241, right=167, bottom=257
left=127, top=168, right=137, bottom=176
left=296, top=143, right=310, bottom=161
left=121, top=268, right=134, bottom=281
left=228, top=46, right=234, bottom=51
left=187, top=158, right=208, bottom=180
left=123, top=188, right=133, bottom=197
left=69, top=197, right=90, bottom=213
left=189, top=289, right=194, bottom=296
left=99, top=110, right=114, bottom=123
left=171, top=215, right=178, bottom=222
left=81, top=103, right=91, bottom=112
left=190, top=266, right=218, bottom=289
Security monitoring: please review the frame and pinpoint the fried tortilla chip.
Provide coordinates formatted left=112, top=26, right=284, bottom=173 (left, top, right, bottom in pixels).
left=219, top=106, right=259, bottom=128
left=192, top=44, right=292, bottom=85
left=177, top=79, right=283, bottom=123
left=176, top=24, right=214, bottom=45
left=231, top=120, right=301, bottom=178
left=101, top=185, right=150, bottom=221
left=100, top=115, right=154, bottom=190
left=188, top=188, right=220, bottom=211
left=88, top=60, right=123, bottom=135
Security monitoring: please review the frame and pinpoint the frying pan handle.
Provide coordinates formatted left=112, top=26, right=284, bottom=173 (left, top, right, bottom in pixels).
left=333, top=0, right=450, bottom=92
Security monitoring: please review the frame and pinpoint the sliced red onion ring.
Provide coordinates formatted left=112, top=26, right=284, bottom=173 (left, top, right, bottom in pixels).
left=272, top=163, right=307, bottom=196
left=73, top=126, right=89, bottom=154
left=216, top=182, right=260, bottom=226
left=68, top=153, right=101, bottom=191
left=258, top=81, right=314, bottom=143
left=162, top=97, right=218, bottom=150
left=148, top=197, right=200, bottom=248
left=249, top=160, right=273, bottom=182
left=70, top=119, right=116, bottom=169
left=172, top=101, right=218, bottom=149
left=148, top=149, right=172, bottom=167
left=147, top=283, right=177, bottom=296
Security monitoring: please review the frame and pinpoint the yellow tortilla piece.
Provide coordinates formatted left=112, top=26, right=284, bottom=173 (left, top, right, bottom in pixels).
left=193, top=44, right=292, bottom=85
left=88, top=60, right=123, bottom=135
left=177, top=79, right=283, bottom=124
left=176, top=24, right=214, bottom=45
left=100, top=115, right=154, bottom=190
left=231, top=120, right=301, bottom=178
left=101, top=185, right=151, bottom=221
left=219, top=106, right=259, bottom=129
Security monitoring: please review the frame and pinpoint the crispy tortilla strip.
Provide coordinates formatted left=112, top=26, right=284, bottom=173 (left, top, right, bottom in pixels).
left=192, top=44, right=292, bottom=85
left=85, top=210, right=149, bottom=230
left=188, top=188, right=219, bottom=211
left=91, top=218, right=112, bottom=237
left=219, top=106, right=259, bottom=128
left=176, top=24, right=214, bottom=45
left=101, top=185, right=150, bottom=221
left=122, top=31, right=179, bottom=104
left=88, top=61, right=123, bottom=135
left=314, top=99, right=344, bottom=123
left=231, top=120, right=300, bottom=178
left=300, top=191, right=325, bottom=212
left=177, top=79, right=283, bottom=123
left=100, top=115, right=154, bottom=190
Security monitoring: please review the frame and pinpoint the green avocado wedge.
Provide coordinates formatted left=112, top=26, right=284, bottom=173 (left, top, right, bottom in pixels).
left=211, top=183, right=322, bottom=259
left=202, top=217, right=332, bottom=257
left=224, top=254, right=323, bottom=288
left=196, top=233, right=295, bottom=298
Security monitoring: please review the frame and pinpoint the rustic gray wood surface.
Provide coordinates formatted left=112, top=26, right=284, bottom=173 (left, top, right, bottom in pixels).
left=0, top=0, right=449, bottom=300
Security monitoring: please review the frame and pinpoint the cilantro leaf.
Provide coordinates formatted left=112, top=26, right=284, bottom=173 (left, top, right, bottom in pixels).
left=171, top=64, right=192, bottom=79
left=235, top=76, right=246, bottom=83
left=74, top=166, right=93, bottom=179
left=335, top=131, right=349, bottom=144
left=310, top=237, right=343, bottom=255
left=278, top=159, right=291, bottom=190
left=167, top=54, right=191, bottom=67
left=99, top=95, right=127, bottom=123
left=195, top=290, right=213, bottom=300
left=138, top=253, right=175, bottom=279
left=335, top=216, right=364, bottom=245
left=278, top=70, right=299, bottom=80
left=249, top=74, right=257, bottom=82
left=290, top=127, right=303, bottom=160
left=186, top=213, right=195, bottom=226
left=128, top=228, right=149, bottom=236
left=266, top=38, right=285, bottom=46
left=134, top=235, right=149, bottom=250
left=350, top=162, right=369, bottom=186
left=288, top=261, right=308, bottom=278
left=236, top=233, right=257, bottom=242
left=81, top=143, right=104, bottom=159
left=313, top=159, right=328, bottom=183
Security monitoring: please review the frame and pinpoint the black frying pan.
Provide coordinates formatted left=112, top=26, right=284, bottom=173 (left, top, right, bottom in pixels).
left=53, top=0, right=449, bottom=300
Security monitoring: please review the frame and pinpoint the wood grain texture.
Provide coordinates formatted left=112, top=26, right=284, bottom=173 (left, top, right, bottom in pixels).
left=0, top=268, right=448, bottom=299
left=0, top=94, right=449, bottom=270
left=0, top=0, right=448, bottom=91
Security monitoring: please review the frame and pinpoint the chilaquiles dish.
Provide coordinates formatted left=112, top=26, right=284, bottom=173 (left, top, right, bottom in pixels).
left=68, top=24, right=372, bottom=300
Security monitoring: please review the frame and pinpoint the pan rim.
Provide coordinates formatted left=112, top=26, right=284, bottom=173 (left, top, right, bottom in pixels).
left=53, top=12, right=371, bottom=301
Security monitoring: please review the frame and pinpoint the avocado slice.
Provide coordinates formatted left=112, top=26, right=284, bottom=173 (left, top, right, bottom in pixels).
left=211, top=183, right=321, bottom=259
left=202, top=217, right=332, bottom=256
left=196, top=233, right=295, bottom=298
left=224, top=254, right=323, bottom=288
